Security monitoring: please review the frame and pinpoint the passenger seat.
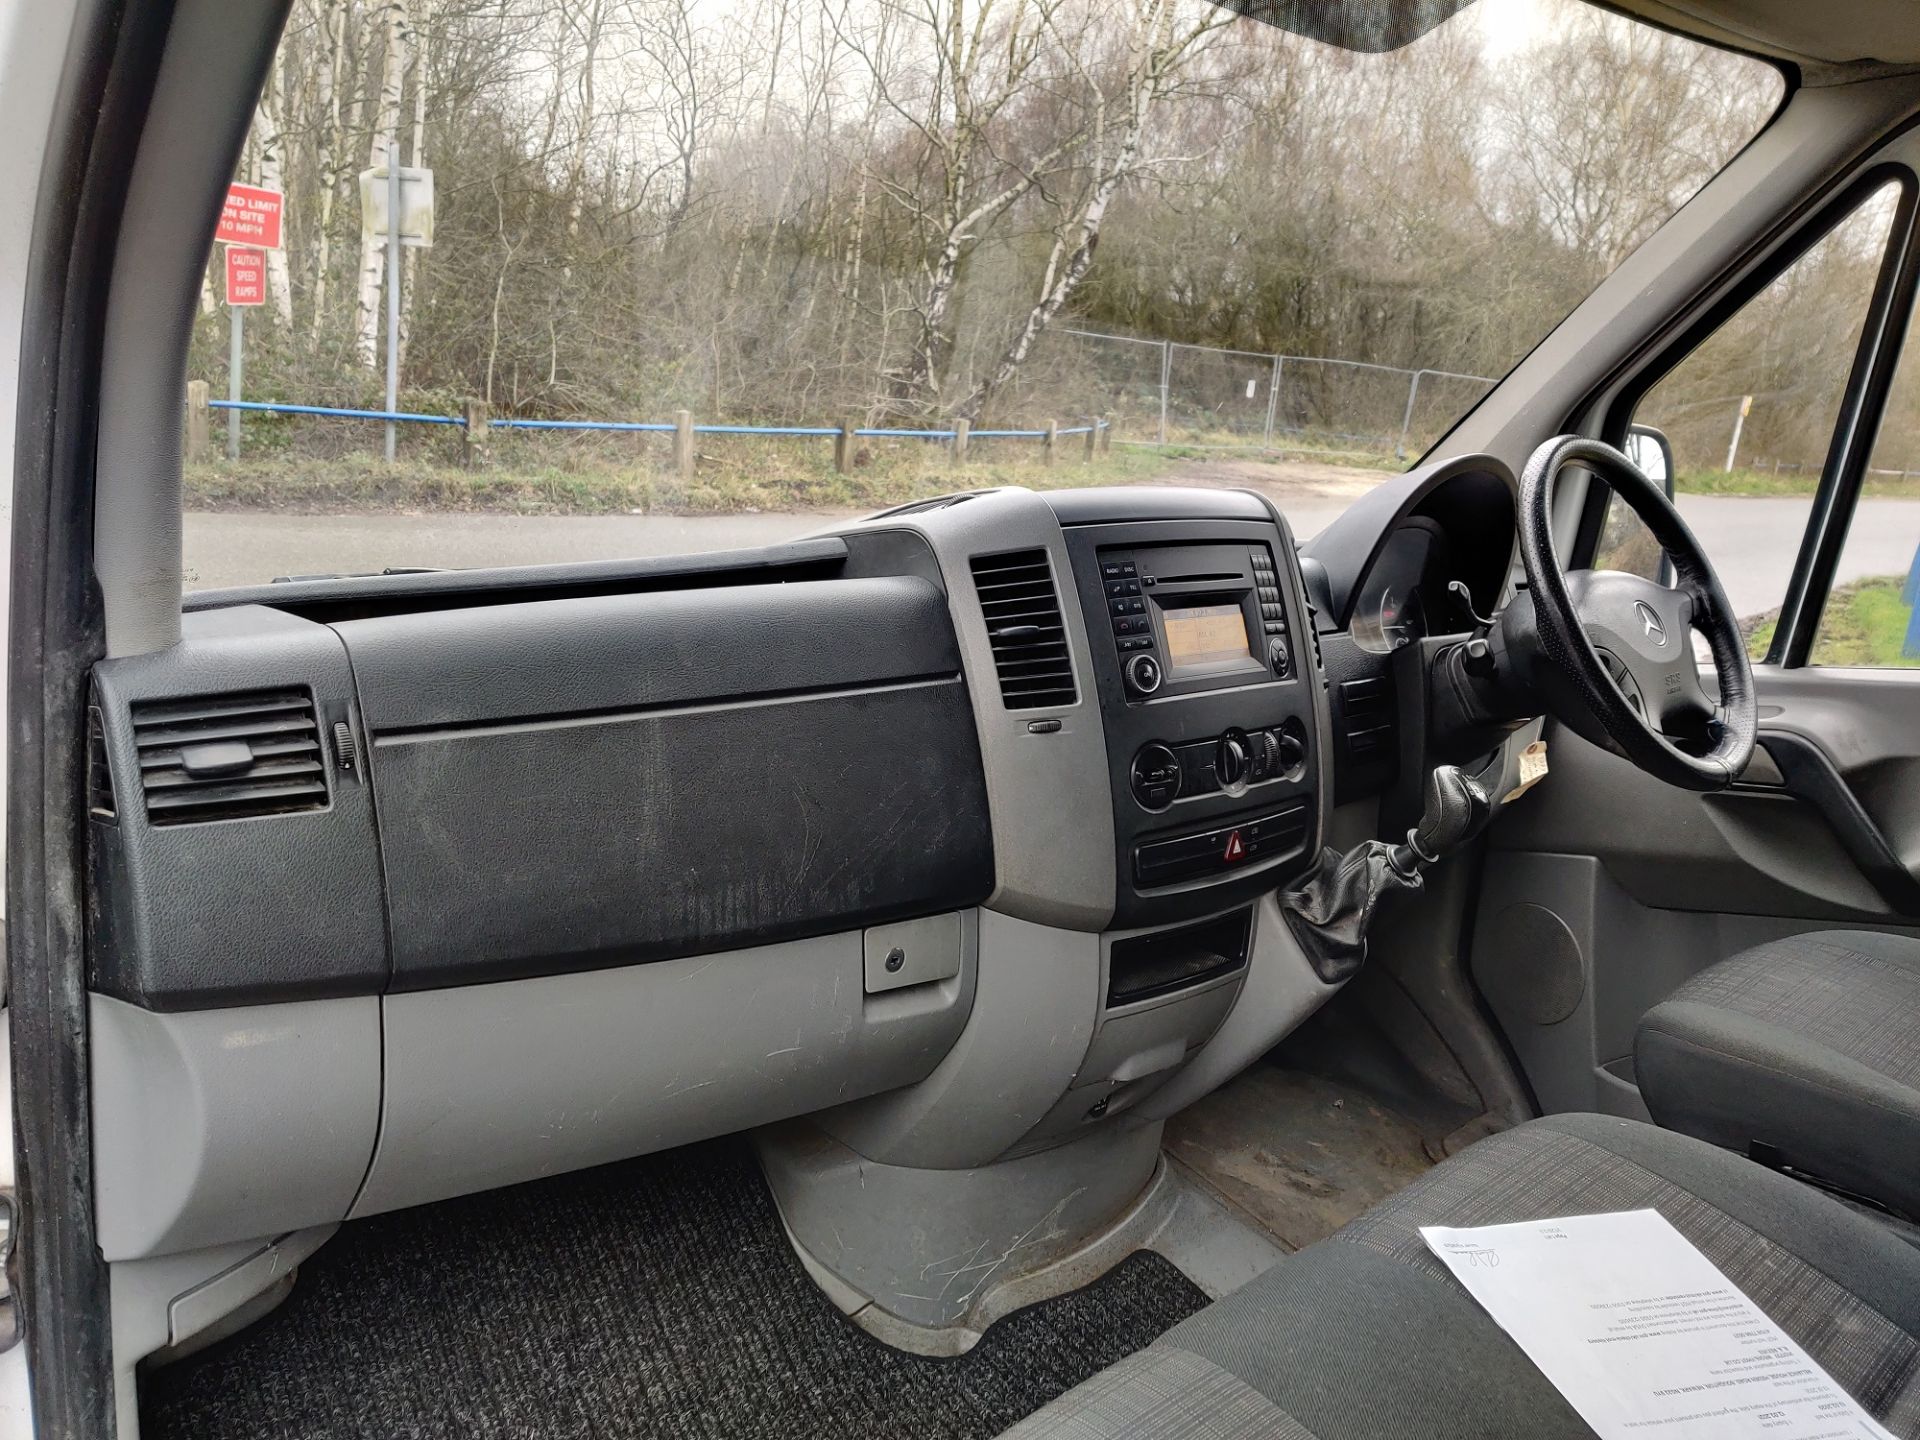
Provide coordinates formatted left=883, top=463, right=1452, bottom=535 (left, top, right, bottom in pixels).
left=1635, top=930, right=1920, bottom=1221
left=999, top=1113, right=1920, bottom=1439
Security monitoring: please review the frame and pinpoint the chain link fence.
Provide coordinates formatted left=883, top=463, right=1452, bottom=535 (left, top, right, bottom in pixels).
left=1050, top=328, right=1496, bottom=463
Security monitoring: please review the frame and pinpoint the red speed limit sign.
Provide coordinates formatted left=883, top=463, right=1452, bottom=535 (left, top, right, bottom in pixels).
left=225, top=247, right=267, bottom=307
left=216, top=183, right=283, bottom=249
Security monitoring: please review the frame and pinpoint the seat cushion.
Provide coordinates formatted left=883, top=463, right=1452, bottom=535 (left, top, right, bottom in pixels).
left=1000, top=1114, right=1920, bottom=1439
left=1635, top=929, right=1920, bottom=1218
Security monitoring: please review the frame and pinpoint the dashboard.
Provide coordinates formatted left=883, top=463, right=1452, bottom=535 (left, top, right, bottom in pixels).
left=84, top=465, right=1506, bottom=1274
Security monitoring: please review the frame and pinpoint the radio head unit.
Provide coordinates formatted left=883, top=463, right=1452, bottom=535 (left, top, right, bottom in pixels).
left=1100, top=541, right=1293, bottom=699
left=1060, top=503, right=1325, bottom=929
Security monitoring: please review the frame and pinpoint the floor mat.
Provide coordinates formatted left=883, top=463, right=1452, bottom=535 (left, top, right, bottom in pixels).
left=141, top=1139, right=1207, bottom=1440
left=1165, top=1066, right=1436, bottom=1251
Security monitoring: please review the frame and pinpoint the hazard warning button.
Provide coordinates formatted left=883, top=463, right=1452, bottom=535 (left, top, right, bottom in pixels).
left=1222, top=829, right=1246, bottom=863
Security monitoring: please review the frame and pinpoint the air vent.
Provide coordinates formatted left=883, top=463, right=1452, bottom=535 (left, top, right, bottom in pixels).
left=970, top=549, right=1078, bottom=710
left=131, top=688, right=328, bottom=825
left=1336, top=676, right=1394, bottom=764
left=87, top=705, right=116, bottom=822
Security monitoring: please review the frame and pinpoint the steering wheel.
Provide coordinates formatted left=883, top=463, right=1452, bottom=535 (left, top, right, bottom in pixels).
left=1516, top=435, right=1755, bottom=791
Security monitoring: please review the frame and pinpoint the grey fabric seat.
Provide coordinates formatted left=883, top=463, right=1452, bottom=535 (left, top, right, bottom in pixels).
left=1000, top=1113, right=1920, bottom=1439
left=1635, top=929, right=1920, bottom=1219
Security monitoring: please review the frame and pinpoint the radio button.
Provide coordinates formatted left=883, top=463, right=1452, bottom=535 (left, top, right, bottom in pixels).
left=1124, top=654, right=1163, bottom=695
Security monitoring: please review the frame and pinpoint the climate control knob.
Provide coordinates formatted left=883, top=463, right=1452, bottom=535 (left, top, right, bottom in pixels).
left=1130, top=743, right=1181, bottom=811
left=1276, top=728, right=1307, bottom=778
left=1216, top=731, right=1250, bottom=789
left=1124, top=653, right=1163, bottom=696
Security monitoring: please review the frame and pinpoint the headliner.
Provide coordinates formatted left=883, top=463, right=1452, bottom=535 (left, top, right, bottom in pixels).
left=1612, top=0, right=1920, bottom=66
left=1224, top=0, right=1920, bottom=67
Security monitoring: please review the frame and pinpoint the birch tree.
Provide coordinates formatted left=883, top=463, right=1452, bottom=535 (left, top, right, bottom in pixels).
left=308, top=0, right=348, bottom=340
left=840, top=0, right=1083, bottom=410
left=400, top=0, right=431, bottom=357
left=957, top=0, right=1230, bottom=417
left=251, top=44, right=297, bottom=325
left=355, top=0, right=408, bottom=366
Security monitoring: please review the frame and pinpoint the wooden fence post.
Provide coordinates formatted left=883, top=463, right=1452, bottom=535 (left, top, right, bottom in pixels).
left=951, top=418, right=970, bottom=467
left=674, top=409, right=695, bottom=483
left=1044, top=420, right=1058, bottom=467
left=836, top=418, right=856, bottom=475
left=463, top=398, right=490, bottom=469
left=1082, top=418, right=1096, bottom=464
left=184, top=380, right=210, bottom=463
left=1100, top=413, right=1113, bottom=454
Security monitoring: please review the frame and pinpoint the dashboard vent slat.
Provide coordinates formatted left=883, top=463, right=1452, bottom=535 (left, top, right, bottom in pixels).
left=131, top=687, right=329, bottom=825
left=971, top=549, right=1078, bottom=711
left=87, top=705, right=116, bottom=823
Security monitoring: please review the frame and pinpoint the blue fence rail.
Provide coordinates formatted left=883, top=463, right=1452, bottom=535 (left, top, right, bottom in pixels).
left=193, top=390, right=1110, bottom=473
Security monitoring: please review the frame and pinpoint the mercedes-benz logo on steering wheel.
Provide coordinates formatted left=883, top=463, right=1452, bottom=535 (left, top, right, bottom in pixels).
left=1633, top=599, right=1666, bottom=644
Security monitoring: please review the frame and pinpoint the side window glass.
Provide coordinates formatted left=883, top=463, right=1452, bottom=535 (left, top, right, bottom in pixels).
left=1810, top=291, right=1920, bottom=669
left=1594, top=186, right=1899, bottom=661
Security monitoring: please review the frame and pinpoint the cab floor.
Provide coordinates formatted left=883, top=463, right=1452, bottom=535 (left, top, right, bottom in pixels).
left=139, top=1138, right=1206, bottom=1440
left=1165, top=1063, right=1466, bottom=1252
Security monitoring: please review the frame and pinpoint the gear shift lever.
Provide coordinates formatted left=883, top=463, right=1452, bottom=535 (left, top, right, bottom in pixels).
left=1392, top=764, right=1494, bottom=875
left=1280, top=764, right=1492, bottom=984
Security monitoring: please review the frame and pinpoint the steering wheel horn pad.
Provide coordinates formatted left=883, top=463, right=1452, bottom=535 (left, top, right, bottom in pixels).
left=1516, top=435, right=1756, bottom=791
left=1562, top=569, right=1716, bottom=726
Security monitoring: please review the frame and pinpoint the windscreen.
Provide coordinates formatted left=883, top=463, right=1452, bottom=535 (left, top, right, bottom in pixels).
left=182, top=0, right=1782, bottom=588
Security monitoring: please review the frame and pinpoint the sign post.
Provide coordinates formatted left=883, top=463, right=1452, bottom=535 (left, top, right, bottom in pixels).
left=214, top=185, right=282, bottom=462
left=223, top=246, right=267, bottom=460
left=1725, top=393, right=1753, bottom=473
left=358, top=153, right=435, bottom=464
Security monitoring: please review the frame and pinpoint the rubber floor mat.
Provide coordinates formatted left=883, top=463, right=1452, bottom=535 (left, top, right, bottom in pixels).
left=141, top=1138, right=1207, bottom=1440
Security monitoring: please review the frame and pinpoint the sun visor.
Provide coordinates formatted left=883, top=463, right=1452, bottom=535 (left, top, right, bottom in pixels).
left=1215, top=0, right=1479, bottom=52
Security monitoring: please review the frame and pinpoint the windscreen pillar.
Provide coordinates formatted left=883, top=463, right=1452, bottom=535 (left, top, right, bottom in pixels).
left=92, top=0, right=291, bottom=656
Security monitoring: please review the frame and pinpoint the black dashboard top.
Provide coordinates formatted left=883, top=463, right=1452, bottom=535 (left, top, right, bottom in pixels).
left=1301, top=455, right=1516, bottom=631
left=1043, top=486, right=1272, bottom=527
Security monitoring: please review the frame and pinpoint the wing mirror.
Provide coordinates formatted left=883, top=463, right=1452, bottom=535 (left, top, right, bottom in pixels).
left=1625, top=424, right=1675, bottom=495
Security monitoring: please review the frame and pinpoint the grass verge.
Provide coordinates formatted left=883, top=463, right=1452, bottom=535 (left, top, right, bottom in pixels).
left=185, top=437, right=1179, bottom=516
left=1744, top=574, right=1919, bottom=667
left=1678, top=468, right=1920, bottom=499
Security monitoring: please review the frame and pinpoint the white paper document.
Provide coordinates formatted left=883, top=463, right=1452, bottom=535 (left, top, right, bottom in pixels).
left=1420, top=1209, right=1894, bottom=1440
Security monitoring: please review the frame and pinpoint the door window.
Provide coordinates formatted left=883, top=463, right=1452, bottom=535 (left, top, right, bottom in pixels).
left=1594, top=185, right=1901, bottom=661
left=1808, top=292, right=1920, bottom=668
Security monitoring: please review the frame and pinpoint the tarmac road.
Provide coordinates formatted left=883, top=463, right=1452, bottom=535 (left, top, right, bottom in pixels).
left=183, top=493, right=1920, bottom=624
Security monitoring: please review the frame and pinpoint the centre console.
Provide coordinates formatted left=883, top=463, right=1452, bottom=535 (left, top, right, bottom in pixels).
left=1053, top=503, right=1327, bottom=929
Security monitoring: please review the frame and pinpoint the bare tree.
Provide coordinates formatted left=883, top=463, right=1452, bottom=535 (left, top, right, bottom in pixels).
left=355, top=0, right=409, bottom=366
left=839, top=0, right=1093, bottom=410
left=251, top=41, right=297, bottom=324
left=958, top=0, right=1232, bottom=417
left=308, top=0, right=348, bottom=340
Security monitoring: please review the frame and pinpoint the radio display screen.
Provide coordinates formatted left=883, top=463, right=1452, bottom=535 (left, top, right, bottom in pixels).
left=1161, top=603, right=1251, bottom=671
